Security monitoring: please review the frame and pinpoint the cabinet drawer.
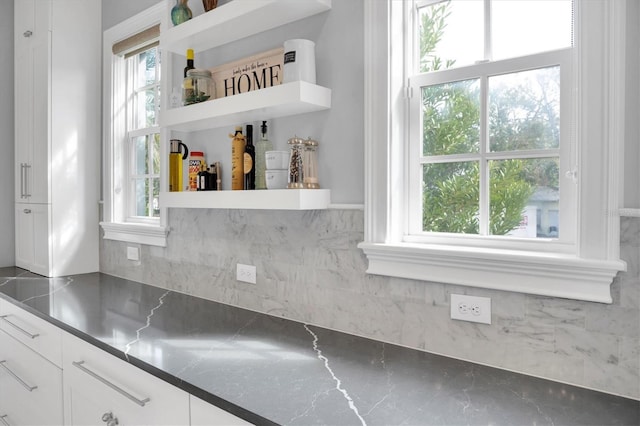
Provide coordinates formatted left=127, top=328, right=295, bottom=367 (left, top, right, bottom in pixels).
left=0, top=300, right=62, bottom=367
left=0, top=330, right=63, bottom=426
left=62, top=332, right=190, bottom=426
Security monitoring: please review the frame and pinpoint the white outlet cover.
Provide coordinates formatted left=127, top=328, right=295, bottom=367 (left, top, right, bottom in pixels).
left=126, top=246, right=140, bottom=261
left=450, top=294, right=491, bottom=325
left=236, top=263, right=257, bottom=284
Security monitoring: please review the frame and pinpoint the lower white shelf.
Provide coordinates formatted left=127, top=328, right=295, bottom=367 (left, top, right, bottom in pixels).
left=160, top=189, right=331, bottom=210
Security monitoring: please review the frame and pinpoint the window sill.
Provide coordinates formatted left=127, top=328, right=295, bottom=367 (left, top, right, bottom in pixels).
left=357, top=242, right=626, bottom=303
left=100, top=222, right=168, bottom=247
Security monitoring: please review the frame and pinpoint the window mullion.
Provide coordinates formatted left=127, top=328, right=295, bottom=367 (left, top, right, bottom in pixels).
left=479, top=75, right=489, bottom=235
left=484, top=0, right=492, bottom=61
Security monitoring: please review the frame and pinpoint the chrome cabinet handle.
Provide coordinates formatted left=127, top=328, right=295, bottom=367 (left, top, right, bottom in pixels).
left=0, top=315, right=40, bottom=339
left=73, top=361, right=150, bottom=407
left=0, top=414, right=10, bottom=426
left=23, top=209, right=31, bottom=214
left=23, top=30, right=32, bottom=37
left=24, top=164, right=31, bottom=198
left=20, top=163, right=25, bottom=198
left=0, top=360, right=38, bottom=392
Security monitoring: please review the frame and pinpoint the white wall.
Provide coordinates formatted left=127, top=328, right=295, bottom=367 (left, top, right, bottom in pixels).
left=0, top=0, right=14, bottom=267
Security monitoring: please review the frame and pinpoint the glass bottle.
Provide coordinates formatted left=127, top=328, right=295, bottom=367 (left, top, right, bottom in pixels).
left=255, top=121, right=273, bottom=189
left=244, top=125, right=255, bottom=190
left=287, top=136, right=305, bottom=189
left=171, top=0, right=192, bottom=26
left=230, top=127, right=246, bottom=190
left=303, top=138, right=319, bottom=189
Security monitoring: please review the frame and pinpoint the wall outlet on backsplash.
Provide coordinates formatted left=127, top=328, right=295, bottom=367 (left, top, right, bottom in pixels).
left=236, top=263, right=257, bottom=284
left=450, top=294, right=491, bottom=325
left=126, top=246, right=140, bottom=261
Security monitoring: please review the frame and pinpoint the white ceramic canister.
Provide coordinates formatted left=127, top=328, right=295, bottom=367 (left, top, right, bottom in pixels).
left=283, top=39, right=316, bottom=84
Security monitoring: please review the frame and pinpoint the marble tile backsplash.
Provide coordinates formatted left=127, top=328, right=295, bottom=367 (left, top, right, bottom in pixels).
left=100, top=210, right=640, bottom=400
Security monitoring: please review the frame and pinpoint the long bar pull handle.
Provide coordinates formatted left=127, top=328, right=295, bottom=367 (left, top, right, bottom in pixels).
left=72, top=361, right=150, bottom=407
left=0, top=360, right=38, bottom=392
left=0, top=315, right=39, bottom=339
left=20, top=164, right=25, bottom=198
left=0, top=414, right=10, bottom=426
left=24, top=164, right=31, bottom=198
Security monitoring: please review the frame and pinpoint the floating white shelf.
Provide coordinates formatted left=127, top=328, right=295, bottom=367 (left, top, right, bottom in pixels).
left=160, top=81, right=331, bottom=132
left=162, top=0, right=332, bottom=54
left=160, top=189, right=331, bottom=210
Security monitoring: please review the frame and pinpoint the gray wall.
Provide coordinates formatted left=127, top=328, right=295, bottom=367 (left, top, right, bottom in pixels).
left=0, top=0, right=14, bottom=267
left=102, top=0, right=160, bottom=30
left=625, top=0, right=640, bottom=209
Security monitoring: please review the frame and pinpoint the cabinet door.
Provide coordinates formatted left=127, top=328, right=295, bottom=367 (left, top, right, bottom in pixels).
left=0, top=331, right=63, bottom=426
left=14, top=203, right=50, bottom=276
left=190, top=395, right=251, bottom=426
left=63, top=333, right=190, bottom=426
left=14, top=204, right=34, bottom=270
left=14, top=0, right=50, bottom=204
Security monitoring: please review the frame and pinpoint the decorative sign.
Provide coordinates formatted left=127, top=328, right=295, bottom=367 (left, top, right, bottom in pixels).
left=209, top=47, right=284, bottom=99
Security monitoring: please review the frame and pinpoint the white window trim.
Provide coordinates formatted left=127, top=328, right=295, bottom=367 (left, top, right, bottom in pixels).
left=359, top=0, right=627, bottom=303
left=101, top=3, right=168, bottom=247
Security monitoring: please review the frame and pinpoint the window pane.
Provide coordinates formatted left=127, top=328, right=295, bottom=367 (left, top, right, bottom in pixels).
left=489, top=66, right=560, bottom=152
left=136, top=48, right=157, bottom=88
left=492, top=1, right=572, bottom=61
left=418, top=0, right=484, bottom=72
left=422, top=79, right=480, bottom=156
left=134, top=178, right=149, bottom=216
left=423, top=161, right=479, bottom=234
left=151, top=133, right=160, bottom=174
left=152, top=177, right=160, bottom=218
left=133, top=136, right=148, bottom=175
left=489, top=158, right=559, bottom=238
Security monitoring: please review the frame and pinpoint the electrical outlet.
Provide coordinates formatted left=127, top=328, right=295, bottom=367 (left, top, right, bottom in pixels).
left=236, top=263, right=256, bottom=284
left=450, top=294, right=491, bottom=324
left=126, top=246, right=140, bottom=261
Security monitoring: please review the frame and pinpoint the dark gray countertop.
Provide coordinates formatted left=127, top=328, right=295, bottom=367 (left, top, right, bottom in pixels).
left=0, top=267, right=638, bottom=425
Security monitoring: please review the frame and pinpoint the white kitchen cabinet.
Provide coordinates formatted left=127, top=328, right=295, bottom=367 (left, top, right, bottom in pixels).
left=158, top=0, right=332, bottom=211
left=0, top=331, right=63, bottom=426
left=14, top=0, right=100, bottom=277
left=190, top=395, right=251, bottom=426
left=14, top=203, right=50, bottom=277
left=62, top=332, right=190, bottom=426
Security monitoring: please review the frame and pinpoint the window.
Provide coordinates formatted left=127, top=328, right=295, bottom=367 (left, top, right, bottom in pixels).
left=359, top=0, right=627, bottom=303
left=408, top=1, right=574, bottom=250
left=126, top=46, right=161, bottom=221
left=101, top=4, right=168, bottom=247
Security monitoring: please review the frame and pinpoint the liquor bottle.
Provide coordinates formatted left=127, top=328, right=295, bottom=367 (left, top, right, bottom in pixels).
left=255, top=121, right=273, bottom=189
left=244, top=125, right=256, bottom=190
left=184, top=49, right=195, bottom=78
left=230, top=126, right=246, bottom=190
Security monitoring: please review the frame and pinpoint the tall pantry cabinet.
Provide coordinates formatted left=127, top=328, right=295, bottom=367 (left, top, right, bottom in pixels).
left=14, top=0, right=100, bottom=277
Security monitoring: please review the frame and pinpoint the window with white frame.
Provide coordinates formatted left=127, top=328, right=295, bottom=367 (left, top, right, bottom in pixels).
left=359, top=0, right=627, bottom=303
left=126, top=45, right=161, bottom=221
left=101, top=3, right=168, bottom=247
left=407, top=1, right=574, bottom=251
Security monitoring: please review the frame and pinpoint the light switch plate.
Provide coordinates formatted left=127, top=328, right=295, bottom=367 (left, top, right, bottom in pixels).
left=126, top=246, right=140, bottom=261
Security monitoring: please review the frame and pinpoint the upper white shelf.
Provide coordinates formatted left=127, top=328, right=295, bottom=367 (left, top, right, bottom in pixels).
left=161, top=0, right=332, bottom=54
left=160, top=81, right=331, bottom=132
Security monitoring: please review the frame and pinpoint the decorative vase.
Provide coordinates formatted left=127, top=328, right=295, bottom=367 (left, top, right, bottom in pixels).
left=202, top=0, right=218, bottom=12
left=171, top=0, right=192, bottom=26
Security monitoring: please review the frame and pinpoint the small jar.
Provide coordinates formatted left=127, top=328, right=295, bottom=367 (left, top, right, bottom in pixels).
left=182, top=69, right=214, bottom=105
left=287, top=136, right=305, bottom=189
left=302, top=138, right=319, bottom=189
